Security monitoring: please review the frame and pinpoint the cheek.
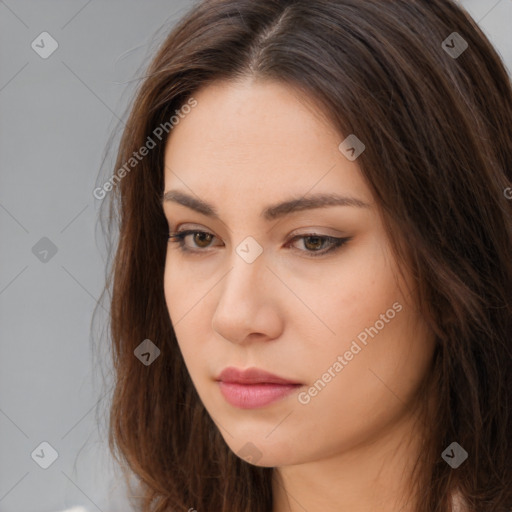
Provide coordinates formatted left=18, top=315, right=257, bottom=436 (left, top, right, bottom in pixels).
left=163, top=251, right=202, bottom=323
left=163, top=259, right=194, bottom=352
left=163, top=256, right=215, bottom=373
left=163, top=260, right=178, bottom=325
left=290, top=296, right=433, bottom=460
left=295, top=238, right=402, bottom=358
left=295, top=237, right=432, bottom=404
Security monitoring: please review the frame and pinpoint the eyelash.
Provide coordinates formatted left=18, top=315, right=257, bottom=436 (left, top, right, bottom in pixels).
left=167, top=230, right=351, bottom=258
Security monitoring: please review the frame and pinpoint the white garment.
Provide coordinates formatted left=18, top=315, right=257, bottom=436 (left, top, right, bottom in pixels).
left=452, top=489, right=468, bottom=512
left=56, top=508, right=89, bottom=512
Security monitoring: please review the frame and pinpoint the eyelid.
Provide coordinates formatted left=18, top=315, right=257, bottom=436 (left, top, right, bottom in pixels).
left=168, top=227, right=352, bottom=259
left=170, top=223, right=346, bottom=239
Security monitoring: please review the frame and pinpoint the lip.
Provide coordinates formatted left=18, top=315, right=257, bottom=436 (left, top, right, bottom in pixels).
left=215, top=367, right=303, bottom=409
left=216, top=366, right=302, bottom=385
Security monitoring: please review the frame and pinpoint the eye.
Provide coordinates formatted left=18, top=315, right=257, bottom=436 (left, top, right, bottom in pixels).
left=287, top=234, right=348, bottom=256
left=168, top=230, right=221, bottom=252
left=167, top=229, right=351, bottom=258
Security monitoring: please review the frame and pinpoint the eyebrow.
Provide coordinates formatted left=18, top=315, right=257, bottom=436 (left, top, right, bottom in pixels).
left=161, top=190, right=370, bottom=222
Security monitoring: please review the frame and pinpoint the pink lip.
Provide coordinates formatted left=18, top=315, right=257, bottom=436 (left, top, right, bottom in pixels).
left=215, top=367, right=302, bottom=409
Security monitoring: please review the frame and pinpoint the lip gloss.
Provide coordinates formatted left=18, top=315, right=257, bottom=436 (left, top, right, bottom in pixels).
left=218, top=381, right=301, bottom=409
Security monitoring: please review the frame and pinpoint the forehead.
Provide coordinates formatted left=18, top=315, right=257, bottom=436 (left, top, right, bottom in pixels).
left=163, top=79, right=372, bottom=207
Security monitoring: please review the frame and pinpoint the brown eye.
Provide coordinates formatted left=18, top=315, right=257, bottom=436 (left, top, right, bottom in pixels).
left=168, top=230, right=350, bottom=258
left=168, top=229, right=222, bottom=253
left=286, top=234, right=351, bottom=258
left=192, top=232, right=214, bottom=248
left=302, top=236, right=326, bottom=251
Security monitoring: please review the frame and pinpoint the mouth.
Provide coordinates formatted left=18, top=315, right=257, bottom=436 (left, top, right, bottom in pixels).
left=215, top=366, right=303, bottom=409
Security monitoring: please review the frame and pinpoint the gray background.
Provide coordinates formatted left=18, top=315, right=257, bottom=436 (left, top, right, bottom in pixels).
left=0, top=1, right=510, bottom=511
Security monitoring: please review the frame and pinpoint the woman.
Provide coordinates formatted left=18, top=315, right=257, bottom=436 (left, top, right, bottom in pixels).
left=98, top=0, right=512, bottom=510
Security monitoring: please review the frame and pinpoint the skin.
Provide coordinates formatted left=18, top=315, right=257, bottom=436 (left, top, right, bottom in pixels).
left=162, top=77, right=437, bottom=512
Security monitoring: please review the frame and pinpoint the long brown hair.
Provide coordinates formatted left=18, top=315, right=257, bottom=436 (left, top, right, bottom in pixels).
left=95, top=1, right=512, bottom=510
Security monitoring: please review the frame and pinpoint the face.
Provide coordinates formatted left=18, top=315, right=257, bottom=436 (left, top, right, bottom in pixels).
left=162, top=78, right=435, bottom=467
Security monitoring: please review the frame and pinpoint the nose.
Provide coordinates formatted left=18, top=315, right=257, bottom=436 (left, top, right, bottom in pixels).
left=211, top=254, right=283, bottom=345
